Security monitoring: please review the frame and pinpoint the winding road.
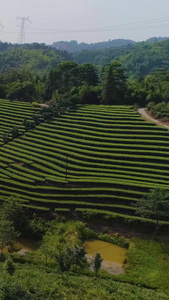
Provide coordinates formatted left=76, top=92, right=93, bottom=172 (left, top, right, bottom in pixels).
left=138, top=108, right=169, bottom=130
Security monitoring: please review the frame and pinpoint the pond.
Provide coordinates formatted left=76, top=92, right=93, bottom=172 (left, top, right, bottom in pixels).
left=84, top=240, right=127, bottom=275
left=13, top=238, right=36, bottom=255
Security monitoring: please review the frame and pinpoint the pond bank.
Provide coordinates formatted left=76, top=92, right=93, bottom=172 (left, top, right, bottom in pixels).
left=84, top=240, right=127, bottom=275
left=14, top=238, right=36, bottom=255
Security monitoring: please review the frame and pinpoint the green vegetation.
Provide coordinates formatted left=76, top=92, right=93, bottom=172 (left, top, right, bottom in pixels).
left=101, top=61, right=126, bottom=105
left=1, top=40, right=169, bottom=107
left=125, top=238, right=169, bottom=293
left=38, top=221, right=88, bottom=271
left=73, top=39, right=169, bottom=77
left=93, top=252, right=103, bottom=275
left=0, top=263, right=168, bottom=299
left=0, top=43, right=71, bottom=74
left=0, top=102, right=169, bottom=224
left=2, top=39, right=169, bottom=80
left=0, top=212, right=167, bottom=299
left=4, top=257, right=15, bottom=275
left=1, top=39, right=169, bottom=299
left=147, top=101, right=169, bottom=119
left=136, top=189, right=169, bottom=229
left=52, top=39, right=135, bottom=53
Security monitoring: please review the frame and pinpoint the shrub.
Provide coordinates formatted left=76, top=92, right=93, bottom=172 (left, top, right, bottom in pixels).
left=4, top=257, right=15, bottom=275
left=98, top=233, right=130, bottom=249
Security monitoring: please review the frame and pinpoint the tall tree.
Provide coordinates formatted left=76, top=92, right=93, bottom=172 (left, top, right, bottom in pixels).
left=80, top=63, right=99, bottom=86
left=0, top=217, right=18, bottom=254
left=45, top=61, right=80, bottom=99
left=56, top=61, right=80, bottom=93
left=101, top=61, right=127, bottom=105
left=93, top=253, right=103, bottom=275
left=136, top=188, right=169, bottom=237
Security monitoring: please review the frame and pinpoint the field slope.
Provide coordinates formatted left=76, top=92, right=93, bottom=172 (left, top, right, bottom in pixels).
left=1, top=100, right=169, bottom=222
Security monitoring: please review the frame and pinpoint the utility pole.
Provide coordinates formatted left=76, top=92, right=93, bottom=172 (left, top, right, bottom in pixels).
left=16, top=16, right=31, bottom=44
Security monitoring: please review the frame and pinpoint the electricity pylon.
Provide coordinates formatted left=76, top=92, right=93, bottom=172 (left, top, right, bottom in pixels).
left=16, top=16, right=31, bottom=43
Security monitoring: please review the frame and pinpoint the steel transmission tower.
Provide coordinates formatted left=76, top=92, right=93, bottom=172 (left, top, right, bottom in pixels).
left=16, top=16, right=31, bottom=43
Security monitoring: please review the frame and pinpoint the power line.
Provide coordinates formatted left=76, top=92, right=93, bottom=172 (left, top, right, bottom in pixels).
left=87, top=16, right=169, bottom=30
left=22, top=23, right=169, bottom=35
left=1, top=15, right=169, bottom=37
left=1, top=22, right=169, bottom=36
left=28, top=15, right=169, bottom=33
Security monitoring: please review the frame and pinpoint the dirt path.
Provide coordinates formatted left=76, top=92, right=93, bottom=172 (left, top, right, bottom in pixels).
left=138, top=108, right=169, bottom=130
left=39, top=104, right=49, bottom=108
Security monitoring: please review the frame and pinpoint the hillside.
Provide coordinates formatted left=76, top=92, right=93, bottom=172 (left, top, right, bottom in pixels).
left=52, top=39, right=135, bottom=53
left=1, top=100, right=169, bottom=223
left=0, top=44, right=72, bottom=74
left=0, top=39, right=169, bottom=78
left=74, top=39, right=169, bottom=77
left=52, top=37, right=169, bottom=53
left=0, top=40, right=169, bottom=78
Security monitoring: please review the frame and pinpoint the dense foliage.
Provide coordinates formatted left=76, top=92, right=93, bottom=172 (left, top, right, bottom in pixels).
left=52, top=39, right=135, bottom=53
left=0, top=263, right=168, bottom=300
left=0, top=59, right=163, bottom=106
left=0, top=40, right=169, bottom=106
left=0, top=43, right=71, bottom=74
left=0, top=211, right=167, bottom=299
left=136, top=189, right=169, bottom=224
left=0, top=39, right=169, bottom=299
left=126, top=238, right=169, bottom=293
left=101, top=61, right=127, bottom=105
left=147, top=101, right=169, bottom=119
left=73, top=39, right=169, bottom=77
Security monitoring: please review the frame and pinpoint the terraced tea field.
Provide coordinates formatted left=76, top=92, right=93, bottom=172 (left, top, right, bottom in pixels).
left=1, top=99, right=169, bottom=223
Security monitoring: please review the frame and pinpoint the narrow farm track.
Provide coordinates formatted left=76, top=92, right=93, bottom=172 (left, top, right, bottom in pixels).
left=138, top=108, right=169, bottom=130
left=1, top=100, right=169, bottom=223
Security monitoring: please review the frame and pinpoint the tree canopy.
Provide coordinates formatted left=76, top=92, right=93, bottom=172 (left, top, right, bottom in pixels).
left=136, top=188, right=169, bottom=237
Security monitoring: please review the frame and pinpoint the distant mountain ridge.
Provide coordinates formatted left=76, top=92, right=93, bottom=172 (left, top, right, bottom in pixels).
left=0, top=37, right=169, bottom=77
left=52, top=37, right=169, bottom=53
left=146, top=36, right=169, bottom=43
left=52, top=39, right=135, bottom=53
left=72, top=39, right=169, bottom=77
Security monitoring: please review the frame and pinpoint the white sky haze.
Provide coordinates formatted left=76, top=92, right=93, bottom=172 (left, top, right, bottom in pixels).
left=1, top=0, right=169, bottom=44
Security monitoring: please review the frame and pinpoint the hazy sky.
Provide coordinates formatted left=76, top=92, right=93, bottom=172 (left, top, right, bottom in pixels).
left=1, top=0, right=169, bottom=44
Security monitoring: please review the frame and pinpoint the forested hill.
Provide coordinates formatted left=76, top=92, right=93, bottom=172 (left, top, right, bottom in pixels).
left=73, top=39, right=169, bottom=77
left=0, top=43, right=72, bottom=74
left=146, top=36, right=169, bottom=43
left=1, top=39, right=169, bottom=77
left=52, top=39, right=135, bottom=52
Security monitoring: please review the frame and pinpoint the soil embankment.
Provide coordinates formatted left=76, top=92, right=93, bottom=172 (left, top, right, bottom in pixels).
left=138, top=108, right=169, bottom=130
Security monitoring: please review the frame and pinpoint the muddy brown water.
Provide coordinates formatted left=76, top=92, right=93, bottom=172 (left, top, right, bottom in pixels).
left=5, top=238, right=127, bottom=274
left=84, top=240, right=127, bottom=274
left=15, top=238, right=36, bottom=255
